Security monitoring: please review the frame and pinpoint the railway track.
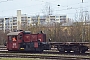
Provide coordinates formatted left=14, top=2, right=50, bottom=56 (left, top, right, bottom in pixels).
left=0, top=46, right=90, bottom=55
left=0, top=53, right=90, bottom=60
left=0, top=45, right=90, bottom=60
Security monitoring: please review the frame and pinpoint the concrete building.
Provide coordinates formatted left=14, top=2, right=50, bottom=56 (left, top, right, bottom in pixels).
left=5, top=17, right=13, bottom=32
left=48, top=15, right=67, bottom=23
left=5, top=16, right=31, bottom=32
left=0, top=18, right=4, bottom=31
left=0, top=10, right=67, bottom=32
left=3, top=10, right=32, bottom=32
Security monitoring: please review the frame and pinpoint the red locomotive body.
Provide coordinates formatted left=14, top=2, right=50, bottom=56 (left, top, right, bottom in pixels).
left=7, top=32, right=23, bottom=51
left=7, top=31, right=50, bottom=52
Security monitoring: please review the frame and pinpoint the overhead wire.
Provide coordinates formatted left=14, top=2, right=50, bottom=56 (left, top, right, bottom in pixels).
left=55, top=5, right=90, bottom=11
left=0, top=0, right=90, bottom=16
left=0, top=0, right=88, bottom=12
left=0, top=0, right=88, bottom=11
left=60, top=1, right=88, bottom=8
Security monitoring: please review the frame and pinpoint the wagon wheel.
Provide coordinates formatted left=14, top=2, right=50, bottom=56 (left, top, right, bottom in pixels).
left=80, top=50, right=85, bottom=53
left=80, top=49, right=85, bottom=54
left=72, top=46, right=80, bottom=53
left=57, top=46, right=65, bottom=53
left=80, top=46, right=87, bottom=54
left=66, top=50, right=70, bottom=53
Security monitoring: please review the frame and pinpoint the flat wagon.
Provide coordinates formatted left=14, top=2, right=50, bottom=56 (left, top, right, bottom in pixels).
left=49, top=42, right=89, bottom=53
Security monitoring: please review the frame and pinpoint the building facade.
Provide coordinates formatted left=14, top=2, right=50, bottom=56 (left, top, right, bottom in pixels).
left=0, top=10, right=67, bottom=33
left=48, top=15, right=67, bottom=23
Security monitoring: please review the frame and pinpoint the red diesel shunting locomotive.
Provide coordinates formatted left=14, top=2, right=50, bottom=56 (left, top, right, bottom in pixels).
left=7, top=30, right=51, bottom=52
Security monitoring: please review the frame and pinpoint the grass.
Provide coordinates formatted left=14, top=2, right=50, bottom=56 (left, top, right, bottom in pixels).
left=0, top=58, right=41, bottom=60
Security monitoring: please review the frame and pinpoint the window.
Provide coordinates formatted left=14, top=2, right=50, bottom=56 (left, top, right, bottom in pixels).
left=56, top=16, right=59, bottom=18
left=9, top=36, right=12, bottom=41
left=12, top=36, right=17, bottom=41
left=18, top=34, right=23, bottom=40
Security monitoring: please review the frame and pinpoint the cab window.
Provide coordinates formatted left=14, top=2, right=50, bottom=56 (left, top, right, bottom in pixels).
left=8, top=36, right=12, bottom=41
left=12, top=36, right=17, bottom=41
left=18, top=34, right=23, bottom=40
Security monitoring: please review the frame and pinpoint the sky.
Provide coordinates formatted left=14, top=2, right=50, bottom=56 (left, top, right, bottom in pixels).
left=0, top=0, right=90, bottom=20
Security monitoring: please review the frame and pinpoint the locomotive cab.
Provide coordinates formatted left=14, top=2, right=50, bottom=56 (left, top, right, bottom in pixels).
left=7, top=32, right=23, bottom=51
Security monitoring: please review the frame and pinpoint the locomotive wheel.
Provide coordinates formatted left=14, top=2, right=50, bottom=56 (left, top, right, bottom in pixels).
left=35, top=48, right=43, bottom=53
left=39, top=49, right=43, bottom=52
